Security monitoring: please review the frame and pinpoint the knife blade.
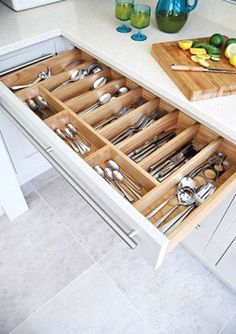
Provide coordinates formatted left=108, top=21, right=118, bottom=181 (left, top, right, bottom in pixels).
left=171, top=64, right=236, bottom=74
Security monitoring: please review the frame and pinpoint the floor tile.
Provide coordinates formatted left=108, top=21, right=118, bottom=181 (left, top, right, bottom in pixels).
left=220, top=313, right=236, bottom=334
left=99, top=244, right=236, bottom=334
left=20, top=181, right=34, bottom=196
left=0, top=192, right=93, bottom=334
left=11, top=266, right=154, bottom=334
left=30, top=168, right=59, bottom=190
left=37, top=175, right=120, bottom=261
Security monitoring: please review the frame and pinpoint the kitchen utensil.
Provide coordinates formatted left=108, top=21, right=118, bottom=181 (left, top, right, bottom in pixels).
left=130, top=4, right=151, bottom=41
left=151, top=36, right=236, bottom=101
left=115, top=0, right=134, bottom=33
left=171, top=64, right=236, bottom=74
left=53, top=69, right=84, bottom=91
left=154, top=187, right=196, bottom=227
left=155, top=0, right=198, bottom=33
left=112, top=170, right=141, bottom=199
left=78, top=92, right=112, bottom=115
left=10, top=70, right=48, bottom=90
left=107, top=159, right=142, bottom=190
left=91, top=76, right=107, bottom=90
left=94, top=106, right=132, bottom=130
left=146, top=194, right=175, bottom=219
left=160, top=183, right=216, bottom=234
left=104, top=168, right=134, bottom=202
left=94, top=165, right=126, bottom=197
left=55, top=128, right=79, bottom=153
left=66, top=123, right=91, bottom=147
left=63, top=127, right=90, bottom=154
left=87, top=63, right=102, bottom=75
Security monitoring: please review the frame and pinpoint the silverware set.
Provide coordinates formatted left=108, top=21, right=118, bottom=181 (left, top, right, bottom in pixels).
left=128, top=130, right=176, bottom=163
left=77, top=86, right=129, bottom=116
left=94, top=159, right=142, bottom=202
left=146, top=152, right=230, bottom=234
left=10, top=67, right=51, bottom=91
left=53, top=63, right=103, bottom=91
left=55, top=122, right=91, bottom=155
left=111, top=111, right=160, bottom=145
left=25, top=95, right=54, bottom=120
left=148, top=141, right=203, bottom=181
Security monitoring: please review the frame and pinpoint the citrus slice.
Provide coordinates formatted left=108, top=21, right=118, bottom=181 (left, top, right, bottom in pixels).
left=225, top=43, right=236, bottom=59
left=210, top=55, right=221, bottom=61
left=198, top=59, right=210, bottom=67
left=191, top=55, right=200, bottom=63
left=178, top=40, right=193, bottom=50
left=190, top=48, right=207, bottom=55
left=229, top=55, right=236, bottom=67
left=197, top=54, right=211, bottom=60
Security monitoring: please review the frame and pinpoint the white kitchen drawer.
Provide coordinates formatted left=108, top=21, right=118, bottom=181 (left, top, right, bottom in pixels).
left=1, top=40, right=236, bottom=268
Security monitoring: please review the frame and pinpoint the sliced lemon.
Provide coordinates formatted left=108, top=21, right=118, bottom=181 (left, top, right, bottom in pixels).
left=191, top=55, right=200, bottom=63
left=178, top=40, right=193, bottom=51
left=229, top=55, right=236, bottom=67
left=199, top=59, right=210, bottom=67
left=225, top=43, right=236, bottom=59
left=196, top=54, right=211, bottom=60
left=190, top=48, right=207, bottom=55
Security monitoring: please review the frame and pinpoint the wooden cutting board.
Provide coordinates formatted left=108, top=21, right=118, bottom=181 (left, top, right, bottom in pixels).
left=151, top=37, right=236, bottom=101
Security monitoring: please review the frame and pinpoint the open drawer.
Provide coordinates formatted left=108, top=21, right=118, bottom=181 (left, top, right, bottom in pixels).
left=1, top=44, right=236, bottom=268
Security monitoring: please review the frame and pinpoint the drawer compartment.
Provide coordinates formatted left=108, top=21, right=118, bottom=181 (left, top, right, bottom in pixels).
left=1, top=42, right=236, bottom=268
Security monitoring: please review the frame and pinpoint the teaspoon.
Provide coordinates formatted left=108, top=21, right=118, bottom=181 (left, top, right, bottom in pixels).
left=112, top=170, right=141, bottom=199
left=78, top=92, right=112, bottom=115
left=107, top=160, right=142, bottom=190
left=91, top=76, right=107, bottom=90
left=54, top=69, right=85, bottom=91
left=104, top=168, right=134, bottom=202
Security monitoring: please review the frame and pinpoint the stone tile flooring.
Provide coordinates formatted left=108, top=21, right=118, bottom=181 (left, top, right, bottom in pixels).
left=0, top=168, right=235, bottom=334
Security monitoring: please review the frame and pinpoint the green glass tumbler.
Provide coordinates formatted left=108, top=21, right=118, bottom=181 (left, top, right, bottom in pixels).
left=130, top=4, right=151, bottom=41
left=115, top=0, right=134, bottom=33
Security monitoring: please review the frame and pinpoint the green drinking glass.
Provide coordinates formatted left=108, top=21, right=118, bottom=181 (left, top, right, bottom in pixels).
left=115, top=0, right=134, bottom=33
left=130, top=4, right=151, bottom=41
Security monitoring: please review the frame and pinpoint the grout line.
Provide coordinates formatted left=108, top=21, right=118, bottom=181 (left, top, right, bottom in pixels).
left=96, top=264, right=157, bottom=334
left=30, top=170, right=60, bottom=192
left=9, top=263, right=98, bottom=334
left=217, top=310, right=236, bottom=334
left=34, top=188, right=96, bottom=264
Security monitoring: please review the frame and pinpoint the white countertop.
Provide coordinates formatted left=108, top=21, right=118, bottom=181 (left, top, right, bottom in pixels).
left=0, top=0, right=236, bottom=143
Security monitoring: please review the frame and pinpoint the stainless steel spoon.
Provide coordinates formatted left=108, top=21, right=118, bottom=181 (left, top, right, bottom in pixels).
left=94, top=165, right=125, bottom=197
left=104, top=168, right=134, bottom=202
left=107, top=160, right=142, bottom=190
left=55, top=128, right=79, bottom=153
left=66, top=123, right=91, bottom=147
left=78, top=92, right=112, bottom=115
left=54, top=69, right=85, bottom=91
left=112, top=171, right=141, bottom=199
left=91, top=76, right=107, bottom=90
left=11, top=71, right=48, bottom=91
left=63, top=128, right=89, bottom=154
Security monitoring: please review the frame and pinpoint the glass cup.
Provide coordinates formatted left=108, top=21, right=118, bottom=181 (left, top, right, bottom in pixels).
left=130, top=4, right=151, bottom=41
left=115, top=0, right=134, bottom=33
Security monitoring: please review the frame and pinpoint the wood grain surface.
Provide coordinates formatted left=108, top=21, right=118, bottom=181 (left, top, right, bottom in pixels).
left=151, top=37, right=236, bottom=101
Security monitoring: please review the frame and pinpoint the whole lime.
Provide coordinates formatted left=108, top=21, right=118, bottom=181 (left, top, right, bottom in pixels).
left=209, top=33, right=224, bottom=48
left=225, top=38, right=236, bottom=49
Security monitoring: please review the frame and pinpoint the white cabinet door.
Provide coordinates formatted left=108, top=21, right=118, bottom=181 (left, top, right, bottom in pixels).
left=182, top=193, right=235, bottom=257
left=0, top=109, right=51, bottom=185
left=205, top=196, right=236, bottom=292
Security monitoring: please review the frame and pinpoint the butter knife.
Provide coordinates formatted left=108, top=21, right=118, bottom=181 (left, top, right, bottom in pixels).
left=171, top=64, right=236, bottom=74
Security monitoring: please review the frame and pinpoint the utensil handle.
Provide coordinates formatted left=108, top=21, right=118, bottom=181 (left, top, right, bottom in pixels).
left=114, top=181, right=134, bottom=202
left=146, top=194, right=174, bottom=219
left=123, top=172, right=142, bottom=190
left=123, top=181, right=141, bottom=199
left=154, top=204, right=179, bottom=228
left=160, top=205, right=195, bottom=234
left=171, top=64, right=208, bottom=72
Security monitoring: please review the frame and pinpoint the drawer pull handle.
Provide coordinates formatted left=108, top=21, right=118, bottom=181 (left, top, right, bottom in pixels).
left=45, top=146, right=53, bottom=153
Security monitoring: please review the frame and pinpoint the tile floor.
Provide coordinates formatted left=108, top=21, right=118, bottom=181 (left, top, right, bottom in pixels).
left=0, top=168, right=236, bottom=334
